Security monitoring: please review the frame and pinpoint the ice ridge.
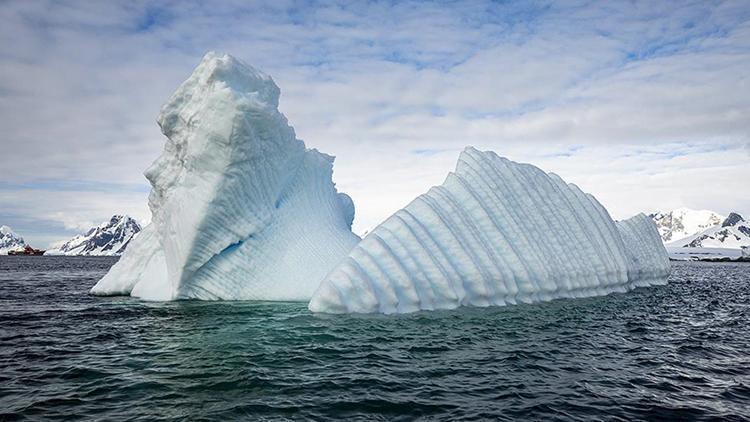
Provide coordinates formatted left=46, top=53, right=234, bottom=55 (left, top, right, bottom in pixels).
left=309, top=147, right=670, bottom=314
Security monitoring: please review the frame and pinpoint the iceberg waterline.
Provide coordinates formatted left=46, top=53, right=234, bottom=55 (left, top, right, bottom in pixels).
left=92, top=52, right=670, bottom=313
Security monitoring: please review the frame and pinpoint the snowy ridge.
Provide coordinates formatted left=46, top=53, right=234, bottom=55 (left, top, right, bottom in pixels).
left=46, top=215, right=141, bottom=256
left=309, top=148, right=670, bottom=314
left=0, top=225, right=27, bottom=254
left=649, top=208, right=724, bottom=243
left=666, top=212, right=750, bottom=249
left=91, top=52, right=359, bottom=300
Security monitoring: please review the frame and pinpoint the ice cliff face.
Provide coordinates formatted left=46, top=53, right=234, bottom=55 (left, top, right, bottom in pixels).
left=0, top=225, right=27, bottom=254
left=91, top=52, right=670, bottom=311
left=649, top=208, right=724, bottom=243
left=91, top=52, right=359, bottom=300
left=309, top=148, right=670, bottom=314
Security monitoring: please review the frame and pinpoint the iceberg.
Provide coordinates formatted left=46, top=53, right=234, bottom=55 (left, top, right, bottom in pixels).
left=91, top=52, right=359, bottom=300
left=309, top=147, right=670, bottom=314
left=91, top=52, right=669, bottom=312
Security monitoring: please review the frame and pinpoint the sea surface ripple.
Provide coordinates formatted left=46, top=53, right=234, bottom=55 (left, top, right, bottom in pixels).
left=1, top=257, right=749, bottom=421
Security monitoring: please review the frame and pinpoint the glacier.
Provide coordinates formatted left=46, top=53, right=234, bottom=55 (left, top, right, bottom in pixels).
left=309, top=147, right=670, bottom=314
left=90, top=52, right=359, bottom=300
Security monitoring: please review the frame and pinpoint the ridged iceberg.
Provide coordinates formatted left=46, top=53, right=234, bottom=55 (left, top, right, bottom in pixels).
left=91, top=52, right=359, bottom=300
left=91, top=53, right=669, bottom=311
left=309, top=147, right=670, bottom=314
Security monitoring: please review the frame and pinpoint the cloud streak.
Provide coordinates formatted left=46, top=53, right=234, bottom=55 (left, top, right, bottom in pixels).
left=0, top=0, right=749, bottom=246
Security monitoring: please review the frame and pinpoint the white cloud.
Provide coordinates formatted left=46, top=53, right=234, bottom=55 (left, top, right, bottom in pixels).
left=0, top=0, right=748, bottom=245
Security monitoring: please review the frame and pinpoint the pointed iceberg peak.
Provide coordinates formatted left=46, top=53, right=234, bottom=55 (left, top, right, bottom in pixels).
left=455, top=146, right=502, bottom=176
left=155, top=54, right=282, bottom=163
left=457, top=146, right=493, bottom=163
left=166, top=52, right=279, bottom=111
left=460, top=145, right=481, bottom=155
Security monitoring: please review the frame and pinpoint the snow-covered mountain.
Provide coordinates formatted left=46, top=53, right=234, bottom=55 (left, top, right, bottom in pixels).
left=648, top=208, right=724, bottom=243
left=46, top=215, right=142, bottom=256
left=0, top=225, right=28, bottom=254
left=666, top=212, right=750, bottom=249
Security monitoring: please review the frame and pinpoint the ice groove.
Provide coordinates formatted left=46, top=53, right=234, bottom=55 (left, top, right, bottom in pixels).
left=91, top=52, right=359, bottom=301
left=310, top=147, right=671, bottom=314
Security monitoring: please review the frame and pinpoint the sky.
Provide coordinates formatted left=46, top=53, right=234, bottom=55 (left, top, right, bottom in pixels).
left=0, top=0, right=749, bottom=248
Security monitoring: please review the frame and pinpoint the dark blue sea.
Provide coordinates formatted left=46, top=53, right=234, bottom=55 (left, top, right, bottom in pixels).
left=1, top=257, right=749, bottom=421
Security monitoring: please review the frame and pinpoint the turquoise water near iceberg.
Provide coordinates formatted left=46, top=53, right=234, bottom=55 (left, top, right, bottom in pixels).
left=1, top=256, right=749, bottom=420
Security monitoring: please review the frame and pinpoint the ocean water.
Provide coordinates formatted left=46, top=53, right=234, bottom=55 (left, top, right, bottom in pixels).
left=1, top=257, right=749, bottom=421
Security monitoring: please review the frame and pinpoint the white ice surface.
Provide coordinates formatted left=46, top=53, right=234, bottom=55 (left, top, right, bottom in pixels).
left=309, top=147, right=671, bottom=314
left=91, top=52, right=359, bottom=300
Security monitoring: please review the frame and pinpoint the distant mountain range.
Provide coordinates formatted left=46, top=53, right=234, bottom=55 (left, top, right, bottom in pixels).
left=46, top=215, right=142, bottom=256
left=649, top=208, right=750, bottom=250
left=666, top=212, right=750, bottom=249
left=0, top=225, right=28, bottom=254
left=648, top=208, right=724, bottom=243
